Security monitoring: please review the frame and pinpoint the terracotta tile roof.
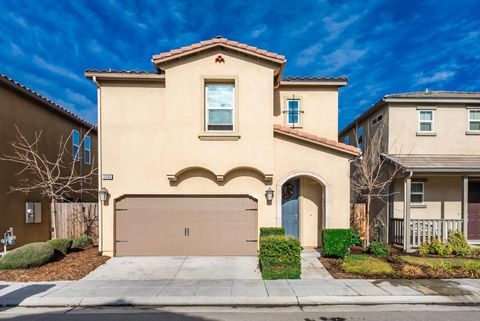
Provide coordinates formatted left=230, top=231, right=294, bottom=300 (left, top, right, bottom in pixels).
left=282, top=76, right=347, bottom=82
left=152, top=36, right=286, bottom=65
left=0, top=73, right=96, bottom=130
left=383, top=154, right=480, bottom=172
left=274, top=124, right=360, bottom=156
left=85, top=69, right=162, bottom=74
left=386, top=91, right=480, bottom=99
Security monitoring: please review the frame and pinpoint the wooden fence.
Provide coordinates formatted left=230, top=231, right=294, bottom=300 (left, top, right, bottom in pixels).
left=51, top=202, right=98, bottom=241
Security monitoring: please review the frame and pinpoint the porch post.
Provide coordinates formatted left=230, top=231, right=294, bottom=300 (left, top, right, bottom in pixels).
left=404, top=174, right=412, bottom=251
left=462, top=176, right=469, bottom=238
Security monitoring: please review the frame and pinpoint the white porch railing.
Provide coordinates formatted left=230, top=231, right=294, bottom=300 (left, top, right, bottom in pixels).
left=390, top=218, right=464, bottom=249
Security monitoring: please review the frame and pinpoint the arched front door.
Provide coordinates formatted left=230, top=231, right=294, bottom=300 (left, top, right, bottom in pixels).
left=282, top=178, right=300, bottom=238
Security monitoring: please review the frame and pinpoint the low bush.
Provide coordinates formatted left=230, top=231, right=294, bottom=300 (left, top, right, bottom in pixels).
left=0, top=242, right=55, bottom=270
left=47, top=238, right=72, bottom=255
left=471, top=246, right=480, bottom=257
left=72, top=236, right=94, bottom=249
left=259, top=235, right=301, bottom=280
left=322, top=229, right=352, bottom=258
left=447, top=231, right=470, bottom=256
left=367, top=241, right=390, bottom=257
left=350, top=227, right=362, bottom=247
left=429, top=238, right=453, bottom=257
left=259, top=227, right=285, bottom=237
left=419, top=243, right=430, bottom=256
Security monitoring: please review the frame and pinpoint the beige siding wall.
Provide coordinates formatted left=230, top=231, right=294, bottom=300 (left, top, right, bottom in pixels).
left=393, top=176, right=463, bottom=220
left=275, top=87, right=339, bottom=140
left=388, top=103, right=480, bottom=154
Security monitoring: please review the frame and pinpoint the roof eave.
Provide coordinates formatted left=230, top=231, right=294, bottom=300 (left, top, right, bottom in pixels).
left=338, top=98, right=387, bottom=137
left=385, top=97, right=480, bottom=104
left=279, top=80, right=347, bottom=87
left=85, top=71, right=165, bottom=81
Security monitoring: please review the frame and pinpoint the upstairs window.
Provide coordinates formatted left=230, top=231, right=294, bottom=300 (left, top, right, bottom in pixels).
left=411, top=182, right=424, bottom=204
left=357, top=127, right=364, bottom=151
left=287, top=99, right=301, bottom=126
left=344, top=135, right=350, bottom=145
left=72, top=130, right=80, bottom=161
left=418, top=110, right=434, bottom=133
left=469, top=109, right=480, bottom=132
left=205, top=83, right=234, bottom=131
left=84, top=135, right=91, bottom=165
left=372, top=114, right=383, bottom=126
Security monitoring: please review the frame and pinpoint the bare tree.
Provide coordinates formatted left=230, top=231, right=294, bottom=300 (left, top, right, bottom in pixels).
left=351, top=122, right=402, bottom=244
left=1, top=126, right=97, bottom=238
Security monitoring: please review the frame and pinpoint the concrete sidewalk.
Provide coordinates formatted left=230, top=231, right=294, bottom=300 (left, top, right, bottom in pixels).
left=1, top=279, right=480, bottom=307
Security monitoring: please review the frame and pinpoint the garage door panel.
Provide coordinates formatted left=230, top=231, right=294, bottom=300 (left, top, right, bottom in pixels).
left=115, top=195, right=258, bottom=256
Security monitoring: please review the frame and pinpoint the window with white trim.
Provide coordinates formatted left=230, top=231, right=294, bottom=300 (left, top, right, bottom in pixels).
left=286, top=99, right=301, bottom=126
left=72, top=130, right=80, bottom=161
left=205, top=83, right=234, bottom=131
left=84, top=135, right=91, bottom=165
left=411, top=182, right=424, bottom=204
left=418, top=110, right=434, bottom=132
left=468, top=109, right=480, bottom=132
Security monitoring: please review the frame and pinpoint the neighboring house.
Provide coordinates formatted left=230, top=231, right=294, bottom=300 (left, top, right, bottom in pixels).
left=0, top=74, right=97, bottom=247
left=339, top=91, right=480, bottom=251
left=86, top=36, right=360, bottom=257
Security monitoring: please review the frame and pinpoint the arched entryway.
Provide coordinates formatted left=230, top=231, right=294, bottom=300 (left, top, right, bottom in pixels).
left=277, top=172, right=327, bottom=247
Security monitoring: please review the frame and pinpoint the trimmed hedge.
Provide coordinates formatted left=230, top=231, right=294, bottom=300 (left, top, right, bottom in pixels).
left=0, top=242, right=55, bottom=270
left=47, top=238, right=73, bottom=255
left=259, top=227, right=285, bottom=237
left=259, top=235, right=301, bottom=280
left=322, top=229, right=352, bottom=258
left=72, top=235, right=94, bottom=249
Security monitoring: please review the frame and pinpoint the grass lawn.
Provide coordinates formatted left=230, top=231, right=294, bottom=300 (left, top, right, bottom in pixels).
left=342, top=254, right=394, bottom=276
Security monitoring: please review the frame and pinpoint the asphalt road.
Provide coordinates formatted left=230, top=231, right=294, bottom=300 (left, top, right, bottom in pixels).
left=1, top=305, right=480, bottom=321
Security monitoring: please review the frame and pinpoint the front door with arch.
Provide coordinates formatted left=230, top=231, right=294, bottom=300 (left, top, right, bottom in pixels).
left=282, top=178, right=300, bottom=238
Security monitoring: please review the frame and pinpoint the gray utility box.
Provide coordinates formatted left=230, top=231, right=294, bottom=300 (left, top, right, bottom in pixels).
left=25, top=202, right=42, bottom=224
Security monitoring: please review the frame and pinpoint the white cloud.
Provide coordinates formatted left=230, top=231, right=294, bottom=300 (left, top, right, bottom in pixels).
left=322, top=40, right=368, bottom=73
left=296, top=43, right=323, bottom=66
left=10, top=42, right=24, bottom=56
left=32, top=55, right=84, bottom=83
left=416, top=71, right=455, bottom=85
left=251, top=25, right=267, bottom=38
left=323, top=11, right=366, bottom=41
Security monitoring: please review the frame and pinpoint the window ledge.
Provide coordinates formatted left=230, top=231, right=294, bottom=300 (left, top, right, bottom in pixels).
left=411, top=204, right=427, bottom=208
left=416, top=132, right=437, bottom=136
left=198, top=134, right=241, bottom=141
left=466, top=131, right=480, bottom=135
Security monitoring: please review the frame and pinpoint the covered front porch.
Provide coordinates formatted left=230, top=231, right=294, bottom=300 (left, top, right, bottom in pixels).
left=384, top=154, right=480, bottom=251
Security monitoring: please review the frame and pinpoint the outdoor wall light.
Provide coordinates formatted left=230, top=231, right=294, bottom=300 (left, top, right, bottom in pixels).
left=98, top=187, right=109, bottom=203
left=265, top=187, right=274, bottom=202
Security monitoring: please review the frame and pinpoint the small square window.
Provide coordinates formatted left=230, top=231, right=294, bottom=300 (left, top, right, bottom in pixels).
left=411, top=182, right=424, bottom=204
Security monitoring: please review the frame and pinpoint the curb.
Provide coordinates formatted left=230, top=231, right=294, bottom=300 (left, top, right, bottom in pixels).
left=10, top=294, right=480, bottom=308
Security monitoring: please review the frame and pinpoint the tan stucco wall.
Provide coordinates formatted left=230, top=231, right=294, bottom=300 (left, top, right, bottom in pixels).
left=393, top=175, right=463, bottom=220
left=275, top=87, right=339, bottom=140
left=388, top=103, right=480, bottom=154
left=97, top=50, right=352, bottom=256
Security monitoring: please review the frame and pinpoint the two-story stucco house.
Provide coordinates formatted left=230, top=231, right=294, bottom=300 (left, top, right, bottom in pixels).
left=86, top=37, right=360, bottom=257
left=339, top=91, right=480, bottom=251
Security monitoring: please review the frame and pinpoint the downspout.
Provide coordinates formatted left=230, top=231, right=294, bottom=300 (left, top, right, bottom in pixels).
left=92, top=76, right=103, bottom=255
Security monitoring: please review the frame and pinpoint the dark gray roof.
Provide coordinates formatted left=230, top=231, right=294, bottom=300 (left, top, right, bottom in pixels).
left=383, top=154, right=480, bottom=172
left=386, top=91, right=480, bottom=99
left=281, top=76, right=347, bottom=82
left=0, top=74, right=96, bottom=130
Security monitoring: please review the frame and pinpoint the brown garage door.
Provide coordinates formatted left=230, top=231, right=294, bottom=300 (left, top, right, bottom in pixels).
left=115, top=195, right=258, bottom=256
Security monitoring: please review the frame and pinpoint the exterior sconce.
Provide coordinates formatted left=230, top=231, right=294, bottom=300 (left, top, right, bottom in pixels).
left=265, top=187, right=274, bottom=202
left=98, top=187, right=109, bottom=203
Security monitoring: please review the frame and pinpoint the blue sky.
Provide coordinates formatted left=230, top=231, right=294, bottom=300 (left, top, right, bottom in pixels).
left=1, top=0, right=479, bottom=130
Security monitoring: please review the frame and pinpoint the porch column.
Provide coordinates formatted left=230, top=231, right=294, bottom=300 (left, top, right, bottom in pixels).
left=463, top=176, right=469, bottom=238
left=404, top=175, right=412, bottom=252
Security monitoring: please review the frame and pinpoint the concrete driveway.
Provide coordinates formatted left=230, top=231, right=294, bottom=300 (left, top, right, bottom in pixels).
left=83, top=256, right=261, bottom=280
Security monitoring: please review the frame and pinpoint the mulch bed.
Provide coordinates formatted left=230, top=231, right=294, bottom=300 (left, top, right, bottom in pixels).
left=0, top=247, right=109, bottom=282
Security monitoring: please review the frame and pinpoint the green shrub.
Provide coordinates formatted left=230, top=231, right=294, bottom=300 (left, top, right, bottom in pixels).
left=367, top=241, right=390, bottom=257
left=419, top=243, right=430, bottom=256
left=47, top=238, right=72, bottom=255
left=259, top=235, right=301, bottom=280
left=429, top=238, right=453, bottom=257
left=447, top=231, right=470, bottom=256
left=350, top=227, right=362, bottom=246
left=0, top=242, right=55, bottom=270
left=470, top=246, right=480, bottom=257
left=259, top=227, right=285, bottom=237
left=72, top=235, right=94, bottom=249
left=322, top=229, right=352, bottom=258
